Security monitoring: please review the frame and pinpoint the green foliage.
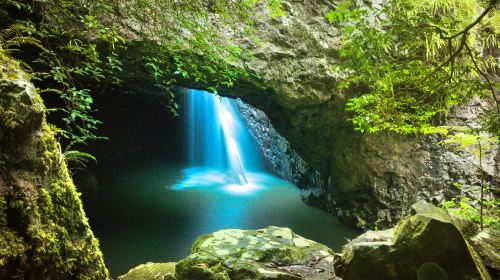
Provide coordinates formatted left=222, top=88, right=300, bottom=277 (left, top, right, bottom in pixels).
left=328, top=0, right=500, bottom=135
left=1, top=0, right=124, bottom=150
left=120, top=0, right=258, bottom=100
left=268, top=0, right=287, bottom=18
left=329, top=0, right=500, bottom=229
left=439, top=127, right=498, bottom=229
left=441, top=129, right=498, bottom=161
left=441, top=196, right=499, bottom=227
left=63, top=150, right=97, bottom=169
left=1, top=0, right=283, bottom=165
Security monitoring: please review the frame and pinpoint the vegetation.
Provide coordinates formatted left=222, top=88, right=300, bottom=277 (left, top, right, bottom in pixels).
left=1, top=0, right=497, bottom=227
left=0, top=0, right=276, bottom=150
left=328, top=0, right=499, bottom=135
left=0, top=0, right=124, bottom=162
left=327, top=0, right=499, bottom=229
left=0, top=47, right=108, bottom=278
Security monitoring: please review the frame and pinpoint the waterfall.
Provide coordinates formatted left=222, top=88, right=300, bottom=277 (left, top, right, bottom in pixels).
left=180, top=89, right=262, bottom=187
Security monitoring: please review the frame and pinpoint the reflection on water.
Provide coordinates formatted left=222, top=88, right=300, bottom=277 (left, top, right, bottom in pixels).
left=172, top=167, right=284, bottom=196
left=82, top=161, right=359, bottom=277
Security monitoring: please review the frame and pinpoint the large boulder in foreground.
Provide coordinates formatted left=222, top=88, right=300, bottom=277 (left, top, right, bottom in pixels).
left=120, top=226, right=338, bottom=280
left=336, top=201, right=495, bottom=280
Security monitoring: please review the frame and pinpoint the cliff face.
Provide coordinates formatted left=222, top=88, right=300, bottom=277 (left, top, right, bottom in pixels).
left=0, top=52, right=108, bottom=279
left=105, top=0, right=499, bottom=229
left=195, top=0, right=499, bottom=229
left=114, top=0, right=498, bottom=229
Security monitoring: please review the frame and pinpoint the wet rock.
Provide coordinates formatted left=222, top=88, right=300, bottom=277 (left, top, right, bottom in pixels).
left=336, top=201, right=492, bottom=280
left=117, top=0, right=499, bottom=230
left=121, top=227, right=339, bottom=280
left=225, top=2, right=499, bottom=230
left=233, top=99, right=325, bottom=197
left=119, top=262, right=177, bottom=280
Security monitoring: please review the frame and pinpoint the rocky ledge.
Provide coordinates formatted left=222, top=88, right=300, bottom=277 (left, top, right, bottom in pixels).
left=119, top=203, right=498, bottom=280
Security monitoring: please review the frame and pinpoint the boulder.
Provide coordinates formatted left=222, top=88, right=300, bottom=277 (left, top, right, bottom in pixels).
left=470, top=229, right=500, bottom=278
left=121, top=226, right=339, bottom=280
left=119, top=262, right=177, bottom=280
left=337, top=201, right=492, bottom=280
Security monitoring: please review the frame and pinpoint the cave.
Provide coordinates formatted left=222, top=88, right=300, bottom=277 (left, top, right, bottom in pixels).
left=1, top=1, right=499, bottom=280
left=75, top=87, right=359, bottom=277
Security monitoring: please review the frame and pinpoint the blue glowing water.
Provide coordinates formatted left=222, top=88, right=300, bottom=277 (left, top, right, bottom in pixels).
left=175, top=89, right=265, bottom=190
left=82, top=89, right=359, bottom=277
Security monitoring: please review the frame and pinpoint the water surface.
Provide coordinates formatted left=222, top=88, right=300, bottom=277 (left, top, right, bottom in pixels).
left=83, top=161, right=359, bottom=277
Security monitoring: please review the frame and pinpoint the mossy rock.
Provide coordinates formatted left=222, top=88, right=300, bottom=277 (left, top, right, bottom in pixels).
left=338, top=201, right=492, bottom=280
left=176, top=227, right=336, bottom=279
left=0, top=50, right=109, bottom=279
left=470, top=229, right=500, bottom=278
left=123, top=227, right=338, bottom=280
left=118, top=262, right=177, bottom=280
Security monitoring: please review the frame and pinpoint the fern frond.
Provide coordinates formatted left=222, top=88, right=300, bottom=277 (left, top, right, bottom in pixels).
left=63, top=150, right=97, bottom=163
left=4, top=36, right=47, bottom=52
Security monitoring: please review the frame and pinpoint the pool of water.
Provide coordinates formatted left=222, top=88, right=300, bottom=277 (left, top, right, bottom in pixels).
left=82, top=160, right=359, bottom=277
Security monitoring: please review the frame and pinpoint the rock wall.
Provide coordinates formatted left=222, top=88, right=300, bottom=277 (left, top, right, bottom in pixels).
left=233, top=99, right=327, bottom=206
left=117, top=0, right=499, bottom=229
left=0, top=52, right=108, bottom=279
left=223, top=1, right=500, bottom=229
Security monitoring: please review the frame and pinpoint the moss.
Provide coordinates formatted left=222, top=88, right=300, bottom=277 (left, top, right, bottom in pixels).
left=340, top=202, right=493, bottom=280
left=175, top=253, right=230, bottom=280
left=161, top=227, right=336, bottom=280
left=0, top=51, right=109, bottom=279
left=118, top=262, right=177, bottom=280
left=191, top=233, right=213, bottom=252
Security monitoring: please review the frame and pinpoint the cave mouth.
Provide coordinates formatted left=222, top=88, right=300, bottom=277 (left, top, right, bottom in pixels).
left=78, top=88, right=358, bottom=277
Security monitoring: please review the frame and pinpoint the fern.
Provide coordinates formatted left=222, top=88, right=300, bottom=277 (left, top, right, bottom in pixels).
left=63, top=150, right=97, bottom=168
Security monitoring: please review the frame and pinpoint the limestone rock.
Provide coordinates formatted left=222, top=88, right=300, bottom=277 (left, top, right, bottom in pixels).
left=337, top=201, right=492, bottom=280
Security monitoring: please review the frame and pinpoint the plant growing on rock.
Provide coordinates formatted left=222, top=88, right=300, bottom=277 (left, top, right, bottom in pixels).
left=440, top=129, right=499, bottom=229
left=328, top=0, right=499, bottom=135
left=328, top=0, right=500, bottom=228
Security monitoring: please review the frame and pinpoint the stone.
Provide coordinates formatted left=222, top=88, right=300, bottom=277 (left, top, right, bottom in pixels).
left=0, top=51, right=108, bottom=278
left=119, top=262, right=177, bottom=280
left=121, top=227, right=339, bottom=280
left=115, top=0, right=499, bottom=230
left=417, top=262, right=448, bottom=280
left=337, top=201, right=492, bottom=280
left=470, top=229, right=500, bottom=278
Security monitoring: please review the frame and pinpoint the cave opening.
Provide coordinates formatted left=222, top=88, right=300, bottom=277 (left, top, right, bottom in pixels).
left=74, top=87, right=358, bottom=277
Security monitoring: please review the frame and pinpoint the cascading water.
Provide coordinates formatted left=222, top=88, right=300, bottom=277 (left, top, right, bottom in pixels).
left=173, top=89, right=265, bottom=193
left=88, top=89, right=359, bottom=276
